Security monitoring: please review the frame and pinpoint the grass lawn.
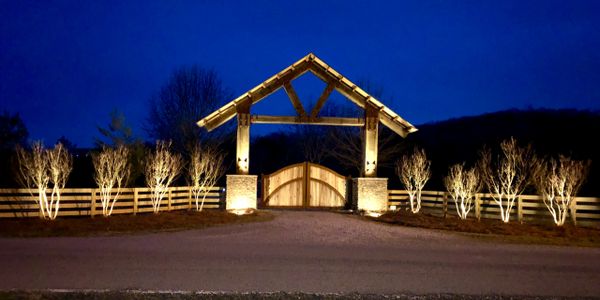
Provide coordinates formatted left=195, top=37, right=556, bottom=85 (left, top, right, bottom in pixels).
left=0, top=210, right=274, bottom=238
left=374, top=209, right=600, bottom=247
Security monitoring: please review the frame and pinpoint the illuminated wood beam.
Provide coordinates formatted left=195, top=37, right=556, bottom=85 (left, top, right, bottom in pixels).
left=236, top=101, right=251, bottom=175
left=363, top=104, right=379, bottom=177
left=199, top=60, right=311, bottom=131
left=250, top=115, right=364, bottom=126
left=283, top=82, right=307, bottom=117
left=309, top=83, right=335, bottom=118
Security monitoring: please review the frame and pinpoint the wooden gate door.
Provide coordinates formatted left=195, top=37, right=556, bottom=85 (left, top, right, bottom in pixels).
left=262, top=162, right=347, bottom=208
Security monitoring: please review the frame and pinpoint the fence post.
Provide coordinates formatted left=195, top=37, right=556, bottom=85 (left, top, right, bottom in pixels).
left=442, top=192, right=448, bottom=218
left=90, top=189, right=96, bottom=218
left=517, top=196, right=523, bottom=223
left=571, top=197, right=577, bottom=226
left=475, top=193, right=481, bottom=221
left=168, top=188, right=172, bottom=211
left=133, top=188, right=138, bottom=215
left=188, top=186, right=193, bottom=211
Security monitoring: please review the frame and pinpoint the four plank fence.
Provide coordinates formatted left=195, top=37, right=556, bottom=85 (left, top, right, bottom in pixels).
left=0, top=186, right=224, bottom=218
left=389, top=190, right=600, bottom=227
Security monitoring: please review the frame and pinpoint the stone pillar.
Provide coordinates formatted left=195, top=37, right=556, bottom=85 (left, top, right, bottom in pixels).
left=363, top=104, right=379, bottom=177
left=353, top=177, right=388, bottom=214
left=226, top=174, right=257, bottom=213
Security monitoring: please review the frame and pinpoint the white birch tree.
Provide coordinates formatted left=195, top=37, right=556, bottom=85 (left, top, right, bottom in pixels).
left=16, top=141, right=72, bottom=220
left=189, top=144, right=225, bottom=211
left=535, top=156, right=590, bottom=226
left=444, top=163, right=481, bottom=219
left=479, top=137, right=539, bottom=223
left=16, top=141, right=49, bottom=218
left=145, top=141, right=182, bottom=213
left=396, top=148, right=431, bottom=213
left=93, top=145, right=130, bottom=216
left=46, top=143, right=73, bottom=220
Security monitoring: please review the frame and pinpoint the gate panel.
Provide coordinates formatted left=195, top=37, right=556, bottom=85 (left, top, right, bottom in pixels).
left=308, top=164, right=346, bottom=207
left=263, top=163, right=305, bottom=206
left=263, top=162, right=347, bottom=208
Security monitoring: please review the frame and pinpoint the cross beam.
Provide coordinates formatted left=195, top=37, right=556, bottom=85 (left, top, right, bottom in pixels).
left=250, top=115, right=365, bottom=126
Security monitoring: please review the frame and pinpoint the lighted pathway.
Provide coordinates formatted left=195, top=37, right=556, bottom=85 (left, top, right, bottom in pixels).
left=0, top=211, right=599, bottom=297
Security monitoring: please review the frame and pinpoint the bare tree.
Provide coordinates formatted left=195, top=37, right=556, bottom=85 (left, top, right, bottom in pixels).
left=145, top=141, right=183, bottom=213
left=396, top=148, right=431, bottom=213
left=535, top=156, right=590, bottom=226
left=16, top=142, right=72, bottom=220
left=146, top=66, right=232, bottom=152
left=15, top=141, right=49, bottom=218
left=189, top=144, right=225, bottom=211
left=46, top=143, right=73, bottom=220
left=93, top=145, right=130, bottom=216
left=444, top=163, right=481, bottom=219
left=479, top=137, right=539, bottom=223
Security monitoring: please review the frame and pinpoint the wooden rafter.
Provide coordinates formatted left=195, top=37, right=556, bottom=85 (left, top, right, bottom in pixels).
left=197, top=53, right=418, bottom=137
left=283, top=82, right=307, bottom=117
left=251, top=115, right=364, bottom=127
left=309, top=83, right=335, bottom=118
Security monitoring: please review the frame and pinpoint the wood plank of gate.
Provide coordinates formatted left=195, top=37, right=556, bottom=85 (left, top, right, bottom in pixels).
left=262, top=162, right=348, bottom=209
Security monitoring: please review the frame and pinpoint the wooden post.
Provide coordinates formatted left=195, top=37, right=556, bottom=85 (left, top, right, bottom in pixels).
left=236, top=101, right=251, bottom=175
left=517, top=196, right=523, bottom=223
left=133, top=188, right=138, bottom=215
left=303, top=162, right=310, bottom=207
left=362, top=104, right=379, bottom=177
left=571, top=197, right=577, bottom=226
left=188, top=186, right=193, bottom=211
left=475, top=194, right=481, bottom=221
left=168, top=189, right=172, bottom=211
left=90, top=189, right=96, bottom=218
left=442, top=192, right=448, bottom=218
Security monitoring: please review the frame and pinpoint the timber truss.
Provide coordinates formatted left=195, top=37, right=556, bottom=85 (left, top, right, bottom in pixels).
left=197, top=53, right=417, bottom=176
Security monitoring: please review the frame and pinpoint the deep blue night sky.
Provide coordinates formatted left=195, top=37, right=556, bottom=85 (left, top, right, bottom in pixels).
left=1, top=0, right=599, bottom=147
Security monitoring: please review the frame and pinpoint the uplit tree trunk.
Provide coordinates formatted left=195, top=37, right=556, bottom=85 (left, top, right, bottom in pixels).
left=16, top=142, right=72, bottom=220
left=93, top=145, right=130, bottom=216
left=396, top=148, right=431, bottom=213
left=145, top=141, right=182, bottom=213
left=16, top=141, right=49, bottom=219
left=444, top=163, right=481, bottom=220
left=479, top=137, right=539, bottom=223
left=46, top=143, right=73, bottom=220
left=535, top=156, right=590, bottom=226
left=189, top=144, right=225, bottom=211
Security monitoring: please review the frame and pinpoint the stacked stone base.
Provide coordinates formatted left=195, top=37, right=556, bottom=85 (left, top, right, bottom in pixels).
left=225, top=174, right=257, bottom=212
left=352, top=177, right=388, bottom=214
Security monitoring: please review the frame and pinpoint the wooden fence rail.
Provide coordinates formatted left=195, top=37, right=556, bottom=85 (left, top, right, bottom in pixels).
left=388, top=190, right=600, bottom=227
left=0, top=186, right=224, bottom=218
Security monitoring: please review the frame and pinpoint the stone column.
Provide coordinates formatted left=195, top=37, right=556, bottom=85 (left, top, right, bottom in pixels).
left=353, top=177, right=388, bottom=215
left=226, top=174, right=257, bottom=213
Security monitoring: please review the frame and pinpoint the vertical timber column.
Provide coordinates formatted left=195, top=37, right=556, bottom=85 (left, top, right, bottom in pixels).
left=226, top=100, right=257, bottom=214
left=363, top=104, right=379, bottom=177
left=354, top=104, right=387, bottom=215
left=236, top=101, right=251, bottom=175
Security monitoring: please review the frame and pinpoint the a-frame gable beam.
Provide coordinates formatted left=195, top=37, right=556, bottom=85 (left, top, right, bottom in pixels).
left=199, top=61, right=312, bottom=131
left=309, top=82, right=335, bottom=118
left=308, top=65, right=366, bottom=109
left=308, top=61, right=412, bottom=137
left=283, top=82, right=307, bottom=117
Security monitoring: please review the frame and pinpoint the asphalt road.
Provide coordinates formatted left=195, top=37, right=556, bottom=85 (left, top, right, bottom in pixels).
left=0, top=211, right=599, bottom=297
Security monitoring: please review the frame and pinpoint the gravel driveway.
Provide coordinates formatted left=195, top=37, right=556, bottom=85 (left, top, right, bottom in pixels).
left=0, top=210, right=599, bottom=297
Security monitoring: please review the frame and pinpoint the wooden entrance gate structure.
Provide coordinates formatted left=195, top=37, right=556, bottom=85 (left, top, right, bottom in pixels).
left=262, top=162, right=347, bottom=208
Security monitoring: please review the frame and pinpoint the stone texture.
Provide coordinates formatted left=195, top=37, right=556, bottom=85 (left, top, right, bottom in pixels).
left=353, top=177, right=388, bottom=212
left=226, top=174, right=257, bottom=210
